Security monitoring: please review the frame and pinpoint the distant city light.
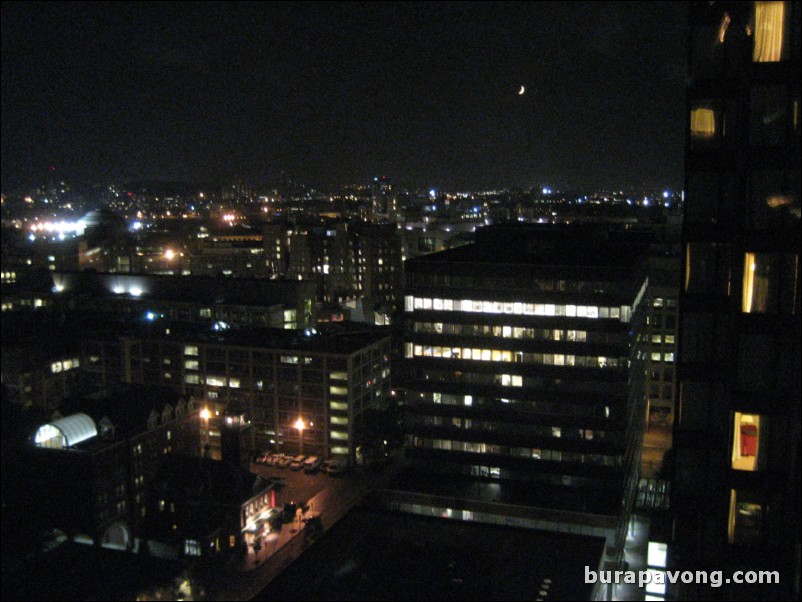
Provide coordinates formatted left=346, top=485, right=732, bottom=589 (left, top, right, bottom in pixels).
left=542, top=187, right=552, bottom=195
left=429, top=189, right=436, bottom=198
left=29, top=220, right=86, bottom=236
left=112, top=286, right=125, bottom=295
left=145, top=311, right=156, bottom=321
left=164, top=249, right=175, bottom=260
left=663, top=190, right=670, bottom=199
left=130, top=221, right=143, bottom=230
left=129, top=287, right=143, bottom=297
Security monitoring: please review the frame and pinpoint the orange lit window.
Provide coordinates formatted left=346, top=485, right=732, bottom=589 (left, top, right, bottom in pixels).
left=753, top=2, right=786, bottom=62
left=742, top=253, right=799, bottom=314
left=728, top=490, right=763, bottom=544
left=731, top=413, right=766, bottom=471
left=691, top=108, right=716, bottom=138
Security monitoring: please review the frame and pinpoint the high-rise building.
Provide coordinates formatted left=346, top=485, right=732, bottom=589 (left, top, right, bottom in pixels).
left=400, top=224, right=649, bottom=564
left=371, top=176, right=397, bottom=222
left=670, top=2, right=801, bottom=599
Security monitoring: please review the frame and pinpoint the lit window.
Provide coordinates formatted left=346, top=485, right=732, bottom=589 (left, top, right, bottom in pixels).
left=728, top=490, right=763, bottom=544
left=691, top=107, right=716, bottom=138
left=742, top=253, right=799, bottom=314
left=732, top=413, right=766, bottom=471
left=184, top=345, right=198, bottom=356
left=753, top=1, right=787, bottom=62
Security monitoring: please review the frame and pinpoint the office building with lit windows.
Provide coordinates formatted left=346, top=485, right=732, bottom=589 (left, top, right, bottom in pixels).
left=399, top=224, right=649, bottom=563
left=670, top=2, right=800, bottom=599
left=641, top=251, right=681, bottom=478
left=80, top=321, right=392, bottom=466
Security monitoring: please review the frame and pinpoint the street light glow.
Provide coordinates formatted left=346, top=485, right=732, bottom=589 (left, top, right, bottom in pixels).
left=294, top=418, right=305, bottom=430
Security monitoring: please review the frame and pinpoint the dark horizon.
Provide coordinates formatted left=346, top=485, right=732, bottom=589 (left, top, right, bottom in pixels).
left=1, top=2, right=688, bottom=193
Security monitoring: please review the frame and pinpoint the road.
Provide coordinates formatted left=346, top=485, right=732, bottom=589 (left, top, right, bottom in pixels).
left=203, top=458, right=401, bottom=601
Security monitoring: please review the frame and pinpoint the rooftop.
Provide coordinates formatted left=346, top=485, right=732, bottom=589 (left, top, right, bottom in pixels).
left=409, top=223, right=649, bottom=271
left=261, top=504, right=605, bottom=601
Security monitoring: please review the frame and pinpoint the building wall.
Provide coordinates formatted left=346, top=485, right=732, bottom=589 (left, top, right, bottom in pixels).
left=402, top=245, right=649, bottom=558
left=671, top=2, right=801, bottom=598
left=83, top=331, right=392, bottom=465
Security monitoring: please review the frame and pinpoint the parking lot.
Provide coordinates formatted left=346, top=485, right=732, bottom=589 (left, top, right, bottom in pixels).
left=250, top=456, right=353, bottom=516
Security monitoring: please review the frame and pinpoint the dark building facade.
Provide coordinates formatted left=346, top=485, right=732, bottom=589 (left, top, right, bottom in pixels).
left=401, top=224, right=649, bottom=562
left=670, top=2, right=801, bottom=599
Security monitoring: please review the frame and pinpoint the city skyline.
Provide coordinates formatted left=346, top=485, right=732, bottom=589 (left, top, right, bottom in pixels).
left=1, top=2, right=688, bottom=192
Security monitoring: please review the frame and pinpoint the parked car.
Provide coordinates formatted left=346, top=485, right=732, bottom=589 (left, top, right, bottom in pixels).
left=289, top=459, right=304, bottom=471
left=303, top=455, right=322, bottom=473
left=276, top=456, right=293, bottom=469
left=325, top=456, right=349, bottom=476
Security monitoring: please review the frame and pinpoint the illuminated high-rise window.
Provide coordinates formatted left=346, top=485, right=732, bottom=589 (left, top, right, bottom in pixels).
left=752, top=1, right=787, bottom=62
left=731, top=413, right=766, bottom=471
left=728, top=490, right=763, bottom=544
left=690, top=107, right=716, bottom=139
left=742, top=252, right=799, bottom=313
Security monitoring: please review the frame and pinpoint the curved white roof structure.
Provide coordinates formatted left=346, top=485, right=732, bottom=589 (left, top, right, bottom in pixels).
left=34, top=413, right=97, bottom=449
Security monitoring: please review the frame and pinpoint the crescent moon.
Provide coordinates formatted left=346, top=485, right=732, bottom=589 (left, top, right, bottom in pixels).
left=518, top=85, right=525, bottom=95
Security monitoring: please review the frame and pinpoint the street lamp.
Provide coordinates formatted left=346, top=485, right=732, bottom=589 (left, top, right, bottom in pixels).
left=294, top=418, right=305, bottom=455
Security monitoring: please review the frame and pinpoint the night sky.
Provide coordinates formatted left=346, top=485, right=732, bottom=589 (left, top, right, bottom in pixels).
left=1, top=2, right=688, bottom=192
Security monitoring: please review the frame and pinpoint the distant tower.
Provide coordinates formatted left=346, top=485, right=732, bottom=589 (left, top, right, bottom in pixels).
left=371, top=176, right=397, bottom=222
